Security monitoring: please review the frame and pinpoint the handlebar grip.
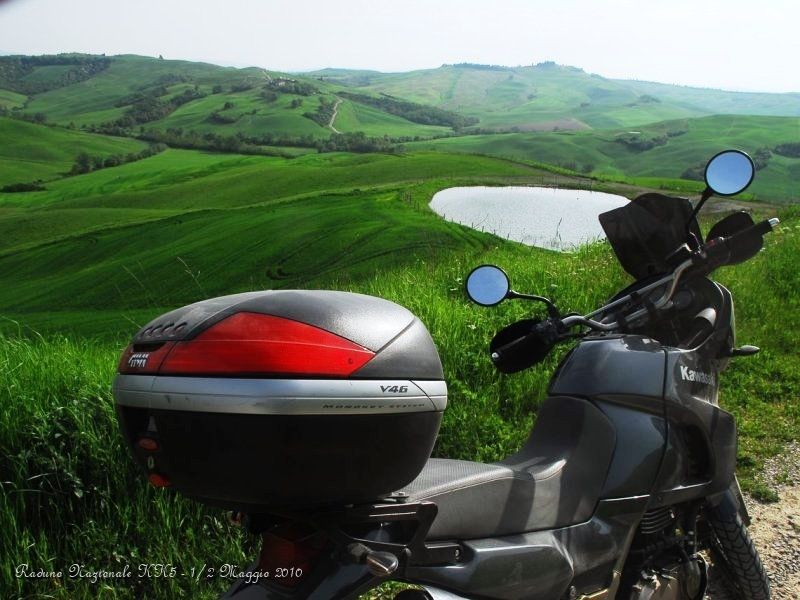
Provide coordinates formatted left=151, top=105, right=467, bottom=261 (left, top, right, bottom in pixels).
left=703, top=218, right=779, bottom=269
left=489, top=319, right=560, bottom=373
left=729, top=218, right=779, bottom=244
left=491, top=333, right=533, bottom=363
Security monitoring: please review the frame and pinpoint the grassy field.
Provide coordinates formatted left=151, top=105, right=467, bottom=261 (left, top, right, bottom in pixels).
left=315, top=62, right=800, bottom=130
left=0, top=117, right=148, bottom=186
left=0, top=88, right=27, bottom=109
left=0, top=146, right=567, bottom=322
left=408, top=114, right=800, bottom=202
left=332, top=98, right=451, bottom=137
left=21, top=55, right=258, bottom=126
left=2, top=52, right=800, bottom=599
left=13, top=55, right=457, bottom=141
left=9, top=54, right=800, bottom=145
left=2, top=213, right=799, bottom=598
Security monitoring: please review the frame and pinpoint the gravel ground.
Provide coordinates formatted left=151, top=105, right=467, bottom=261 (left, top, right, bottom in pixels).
left=706, top=442, right=800, bottom=600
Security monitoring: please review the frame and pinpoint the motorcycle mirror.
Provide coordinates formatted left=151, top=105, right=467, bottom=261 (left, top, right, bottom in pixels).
left=704, top=150, right=755, bottom=197
left=687, top=149, right=756, bottom=236
left=466, top=265, right=510, bottom=307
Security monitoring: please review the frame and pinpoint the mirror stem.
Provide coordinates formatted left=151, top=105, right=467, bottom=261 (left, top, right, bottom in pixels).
left=687, top=187, right=712, bottom=231
left=507, top=291, right=561, bottom=319
left=685, top=187, right=713, bottom=246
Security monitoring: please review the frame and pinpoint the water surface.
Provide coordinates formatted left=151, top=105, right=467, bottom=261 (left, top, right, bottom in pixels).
left=430, top=186, right=628, bottom=251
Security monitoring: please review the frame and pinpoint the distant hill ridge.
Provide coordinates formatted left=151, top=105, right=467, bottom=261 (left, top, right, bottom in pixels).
left=2, top=53, right=799, bottom=137
left=0, top=53, right=798, bottom=201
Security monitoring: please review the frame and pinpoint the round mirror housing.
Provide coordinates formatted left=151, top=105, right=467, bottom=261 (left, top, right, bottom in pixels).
left=466, top=265, right=510, bottom=307
left=704, top=150, right=755, bottom=196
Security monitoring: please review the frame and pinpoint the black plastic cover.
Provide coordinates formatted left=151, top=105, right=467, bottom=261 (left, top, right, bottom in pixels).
left=599, top=193, right=703, bottom=279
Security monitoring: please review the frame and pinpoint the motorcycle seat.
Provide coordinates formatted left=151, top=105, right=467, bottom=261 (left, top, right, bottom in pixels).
left=399, top=395, right=616, bottom=540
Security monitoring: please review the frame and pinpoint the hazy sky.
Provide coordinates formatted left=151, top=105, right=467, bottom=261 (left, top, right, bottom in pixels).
left=1, top=0, right=798, bottom=93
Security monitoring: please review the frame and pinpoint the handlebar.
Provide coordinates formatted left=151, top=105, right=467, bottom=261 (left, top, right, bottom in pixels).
left=699, top=218, right=779, bottom=271
left=487, top=217, right=778, bottom=369
left=570, top=218, right=779, bottom=333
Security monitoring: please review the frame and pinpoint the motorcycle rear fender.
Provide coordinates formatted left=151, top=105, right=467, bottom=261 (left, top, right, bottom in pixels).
left=705, top=477, right=751, bottom=526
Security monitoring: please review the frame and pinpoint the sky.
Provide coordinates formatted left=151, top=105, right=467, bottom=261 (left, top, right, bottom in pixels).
left=1, top=0, right=798, bottom=93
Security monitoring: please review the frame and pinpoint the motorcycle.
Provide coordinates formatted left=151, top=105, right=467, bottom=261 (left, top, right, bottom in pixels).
left=114, top=150, right=777, bottom=600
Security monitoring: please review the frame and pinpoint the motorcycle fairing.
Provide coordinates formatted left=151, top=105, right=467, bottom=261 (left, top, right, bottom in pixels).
left=599, top=193, right=702, bottom=279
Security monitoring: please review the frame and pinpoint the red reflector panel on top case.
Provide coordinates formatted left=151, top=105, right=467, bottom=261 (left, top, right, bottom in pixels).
left=159, top=312, right=375, bottom=376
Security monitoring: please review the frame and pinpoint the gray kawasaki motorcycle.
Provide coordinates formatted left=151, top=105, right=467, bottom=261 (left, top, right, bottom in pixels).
left=114, top=150, right=776, bottom=600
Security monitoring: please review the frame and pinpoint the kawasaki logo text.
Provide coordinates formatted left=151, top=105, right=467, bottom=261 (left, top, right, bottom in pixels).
left=680, top=365, right=715, bottom=386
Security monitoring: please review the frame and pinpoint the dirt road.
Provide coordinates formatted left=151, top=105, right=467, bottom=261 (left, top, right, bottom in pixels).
left=706, top=442, right=800, bottom=599
left=329, top=97, right=342, bottom=133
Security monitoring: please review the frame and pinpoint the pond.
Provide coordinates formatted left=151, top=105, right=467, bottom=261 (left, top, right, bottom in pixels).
left=429, top=186, right=629, bottom=251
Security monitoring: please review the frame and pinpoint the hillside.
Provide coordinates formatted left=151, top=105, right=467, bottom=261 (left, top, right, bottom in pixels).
left=2, top=54, right=798, bottom=199
left=312, top=62, right=800, bottom=130
left=1, top=54, right=456, bottom=142
left=0, top=117, right=148, bottom=186
left=4, top=54, right=800, bottom=144
left=408, top=114, right=800, bottom=202
left=2, top=52, right=800, bottom=600
left=0, top=147, right=558, bottom=321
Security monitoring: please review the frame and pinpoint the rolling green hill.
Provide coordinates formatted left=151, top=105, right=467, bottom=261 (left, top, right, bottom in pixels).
left=408, top=114, right=800, bottom=202
left=2, top=53, right=800, bottom=600
left=0, top=117, right=147, bottom=186
left=7, top=54, right=800, bottom=147
left=0, top=88, right=26, bottom=109
left=0, top=147, right=553, bottom=317
left=6, top=54, right=455, bottom=141
left=313, top=62, right=800, bottom=130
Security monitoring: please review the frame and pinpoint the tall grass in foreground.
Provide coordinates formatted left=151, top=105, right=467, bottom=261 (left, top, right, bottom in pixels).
left=2, top=212, right=799, bottom=598
left=0, top=337, right=256, bottom=598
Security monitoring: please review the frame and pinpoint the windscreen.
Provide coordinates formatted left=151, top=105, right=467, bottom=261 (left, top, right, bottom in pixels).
left=599, top=193, right=702, bottom=280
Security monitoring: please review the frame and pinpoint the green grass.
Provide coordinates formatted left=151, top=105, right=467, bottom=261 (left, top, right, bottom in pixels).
left=17, top=55, right=462, bottom=141
left=2, top=53, right=800, bottom=599
left=153, top=87, right=330, bottom=138
left=0, top=88, right=26, bottom=109
left=0, top=148, right=547, bottom=213
left=0, top=117, right=148, bottom=186
left=0, top=190, right=493, bottom=313
left=0, top=336, right=257, bottom=599
left=16, top=54, right=800, bottom=148
left=0, top=207, right=180, bottom=253
left=0, top=144, right=561, bottom=323
left=408, top=115, right=800, bottom=202
left=22, top=55, right=259, bottom=126
left=2, top=213, right=799, bottom=598
left=332, top=97, right=451, bottom=138
left=316, top=63, right=800, bottom=130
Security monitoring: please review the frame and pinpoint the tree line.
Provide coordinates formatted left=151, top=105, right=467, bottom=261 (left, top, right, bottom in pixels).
left=0, top=54, right=110, bottom=94
left=109, top=87, right=206, bottom=128
left=338, top=92, right=478, bottom=130
left=136, top=127, right=402, bottom=155
left=70, top=143, right=167, bottom=175
left=303, top=98, right=336, bottom=126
